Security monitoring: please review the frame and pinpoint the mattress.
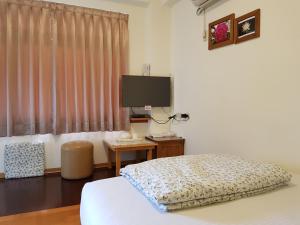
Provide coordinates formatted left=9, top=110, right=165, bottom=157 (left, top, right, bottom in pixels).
left=80, top=173, right=300, bottom=225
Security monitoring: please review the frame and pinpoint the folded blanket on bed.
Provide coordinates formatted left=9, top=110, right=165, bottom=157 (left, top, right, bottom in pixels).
left=120, top=154, right=292, bottom=211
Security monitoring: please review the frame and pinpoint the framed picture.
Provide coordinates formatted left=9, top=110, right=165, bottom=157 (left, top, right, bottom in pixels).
left=208, top=14, right=235, bottom=50
left=235, top=9, right=260, bottom=44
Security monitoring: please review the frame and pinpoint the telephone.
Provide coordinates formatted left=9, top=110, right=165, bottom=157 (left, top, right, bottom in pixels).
left=117, top=132, right=143, bottom=143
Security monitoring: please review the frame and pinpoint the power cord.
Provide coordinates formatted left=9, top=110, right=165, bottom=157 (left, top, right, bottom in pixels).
left=130, top=107, right=189, bottom=124
left=151, top=113, right=190, bottom=124
left=150, top=116, right=172, bottom=125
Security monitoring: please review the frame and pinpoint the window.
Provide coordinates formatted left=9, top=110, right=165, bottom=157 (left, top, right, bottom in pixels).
left=0, top=0, right=129, bottom=137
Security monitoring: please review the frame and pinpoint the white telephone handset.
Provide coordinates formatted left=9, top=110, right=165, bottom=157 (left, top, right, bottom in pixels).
left=117, top=132, right=142, bottom=143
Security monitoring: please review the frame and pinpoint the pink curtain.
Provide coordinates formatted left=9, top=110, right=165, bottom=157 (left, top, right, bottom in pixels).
left=0, top=0, right=129, bottom=137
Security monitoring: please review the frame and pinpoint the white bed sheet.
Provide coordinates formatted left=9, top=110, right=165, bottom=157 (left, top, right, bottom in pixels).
left=80, top=174, right=300, bottom=225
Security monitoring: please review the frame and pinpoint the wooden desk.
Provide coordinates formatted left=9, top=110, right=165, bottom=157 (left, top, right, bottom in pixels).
left=103, top=139, right=157, bottom=176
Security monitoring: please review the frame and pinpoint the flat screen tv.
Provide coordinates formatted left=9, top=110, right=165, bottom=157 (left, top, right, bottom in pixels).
left=122, top=75, right=171, bottom=107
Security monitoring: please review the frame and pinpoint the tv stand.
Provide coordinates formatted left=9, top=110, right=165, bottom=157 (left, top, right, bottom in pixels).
left=130, top=114, right=150, bottom=119
left=130, top=117, right=150, bottom=123
left=129, top=108, right=151, bottom=123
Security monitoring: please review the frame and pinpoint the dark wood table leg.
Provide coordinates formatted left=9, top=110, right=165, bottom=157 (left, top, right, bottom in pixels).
left=115, top=151, right=121, bottom=176
left=108, top=149, right=112, bottom=169
left=146, top=149, right=153, bottom=161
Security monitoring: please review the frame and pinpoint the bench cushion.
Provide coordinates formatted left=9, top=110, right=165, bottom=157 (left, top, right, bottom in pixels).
left=4, top=142, right=45, bottom=179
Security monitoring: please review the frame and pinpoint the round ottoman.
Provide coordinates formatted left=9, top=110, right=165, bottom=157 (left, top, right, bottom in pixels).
left=61, top=141, right=94, bottom=179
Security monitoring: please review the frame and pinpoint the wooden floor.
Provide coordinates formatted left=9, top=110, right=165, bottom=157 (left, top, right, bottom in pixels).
left=0, top=205, right=80, bottom=225
left=0, top=168, right=114, bottom=216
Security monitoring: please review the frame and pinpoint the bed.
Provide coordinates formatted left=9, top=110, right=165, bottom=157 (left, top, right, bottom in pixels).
left=80, top=155, right=300, bottom=225
left=80, top=174, right=300, bottom=225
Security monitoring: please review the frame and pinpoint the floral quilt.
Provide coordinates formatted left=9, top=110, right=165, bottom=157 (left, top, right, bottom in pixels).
left=120, top=154, right=292, bottom=211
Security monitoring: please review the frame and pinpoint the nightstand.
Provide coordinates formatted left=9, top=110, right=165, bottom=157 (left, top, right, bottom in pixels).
left=145, top=136, right=185, bottom=158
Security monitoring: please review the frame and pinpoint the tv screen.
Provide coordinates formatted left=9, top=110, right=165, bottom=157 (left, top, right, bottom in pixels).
left=122, top=75, right=171, bottom=107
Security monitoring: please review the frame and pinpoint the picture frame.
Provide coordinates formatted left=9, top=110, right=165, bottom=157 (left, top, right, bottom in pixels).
left=235, top=9, right=260, bottom=44
left=208, top=14, right=235, bottom=50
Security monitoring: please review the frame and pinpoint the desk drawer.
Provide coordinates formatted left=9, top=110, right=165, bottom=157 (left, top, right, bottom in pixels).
left=157, top=142, right=184, bottom=158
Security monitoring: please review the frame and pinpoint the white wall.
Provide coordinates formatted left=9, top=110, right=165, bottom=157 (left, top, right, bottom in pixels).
left=0, top=0, right=172, bottom=173
left=171, top=0, right=300, bottom=172
left=144, top=0, right=171, bottom=76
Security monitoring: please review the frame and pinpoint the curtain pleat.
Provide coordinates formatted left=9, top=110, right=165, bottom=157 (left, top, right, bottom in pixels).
left=0, top=0, right=129, bottom=137
left=0, top=2, right=8, bottom=137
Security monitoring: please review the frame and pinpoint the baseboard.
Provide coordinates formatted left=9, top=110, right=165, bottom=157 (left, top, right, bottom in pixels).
left=94, top=162, right=110, bottom=169
left=44, top=162, right=110, bottom=176
left=0, top=159, right=140, bottom=179
left=0, top=164, right=111, bottom=178
left=44, top=168, right=62, bottom=175
left=44, top=159, right=139, bottom=176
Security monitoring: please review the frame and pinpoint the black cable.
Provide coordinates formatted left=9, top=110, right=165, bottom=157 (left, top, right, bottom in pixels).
left=150, top=116, right=172, bottom=124
left=130, top=107, right=189, bottom=124
left=150, top=113, right=178, bottom=124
